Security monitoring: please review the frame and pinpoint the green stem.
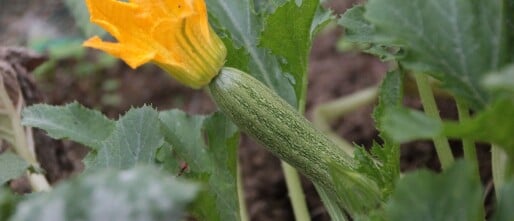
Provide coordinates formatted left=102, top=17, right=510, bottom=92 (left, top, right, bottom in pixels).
left=455, top=99, right=478, bottom=172
left=414, top=74, right=454, bottom=170
left=237, top=157, right=249, bottom=221
left=0, top=78, right=51, bottom=192
left=312, top=87, right=379, bottom=154
left=492, top=145, right=508, bottom=199
left=282, top=162, right=311, bottom=221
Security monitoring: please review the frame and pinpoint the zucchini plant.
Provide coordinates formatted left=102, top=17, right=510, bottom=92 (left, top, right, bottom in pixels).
left=1, top=0, right=514, bottom=221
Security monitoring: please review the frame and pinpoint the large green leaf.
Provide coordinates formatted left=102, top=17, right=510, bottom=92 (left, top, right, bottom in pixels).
left=24, top=103, right=240, bottom=220
left=260, top=0, right=331, bottom=105
left=206, top=0, right=294, bottom=105
left=0, top=152, right=29, bottom=185
left=206, top=0, right=331, bottom=106
left=362, top=0, right=514, bottom=109
left=10, top=166, right=198, bottom=221
left=84, top=106, right=164, bottom=171
left=159, top=110, right=240, bottom=221
left=22, top=102, right=114, bottom=148
left=381, top=107, right=442, bottom=143
left=385, top=161, right=482, bottom=221
left=338, top=5, right=399, bottom=61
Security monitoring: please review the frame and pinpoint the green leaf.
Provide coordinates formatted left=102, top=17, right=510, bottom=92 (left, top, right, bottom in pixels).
left=381, top=107, right=442, bottom=143
left=338, top=5, right=399, bottom=60
left=10, top=166, right=198, bottom=221
left=385, top=161, right=482, bottom=221
left=85, top=106, right=164, bottom=171
left=0, top=188, right=19, bottom=221
left=492, top=181, right=514, bottom=221
left=366, top=70, right=402, bottom=196
left=159, top=110, right=240, bottom=221
left=206, top=0, right=295, bottom=105
left=22, top=102, right=114, bottom=148
left=373, top=70, right=404, bottom=134
left=338, top=5, right=375, bottom=43
left=380, top=97, right=514, bottom=157
left=353, top=142, right=399, bottom=200
left=0, top=152, right=29, bottom=184
left=261, top=0, right=331, bottom=104
left=206, top=0, right=331, bottom=106
left=364, top=0, right=514, bottom=109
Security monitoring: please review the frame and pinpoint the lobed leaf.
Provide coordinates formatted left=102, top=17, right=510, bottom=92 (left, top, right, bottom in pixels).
left=0, top=152, right=29, bottom=185
left=385, top=161, right=482, bottom=221
left=338, top=5, right=399, bottom=60
left=84, top=106, right=164, bottom=171
left=159, top=110, right=240, bottom=221
left=22, top=102, right=114, bottom=148
left=261, top=0, right=332, bottom=105
left=206, top=0, right=295, bottom=105
left=370, top=0, right=513, bottom=108
left=344, top=0, right=514, bottom=109
left=207, top=0, right=331, bottom=106
left=10, top=166, right=198, bottom=221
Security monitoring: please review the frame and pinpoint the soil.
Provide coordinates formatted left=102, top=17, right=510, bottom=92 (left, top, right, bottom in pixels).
left=1, top=0, right=495, bottom=220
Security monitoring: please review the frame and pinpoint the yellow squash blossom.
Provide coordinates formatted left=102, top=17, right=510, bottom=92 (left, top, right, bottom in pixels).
left=83, top=0, right=227, bottom=89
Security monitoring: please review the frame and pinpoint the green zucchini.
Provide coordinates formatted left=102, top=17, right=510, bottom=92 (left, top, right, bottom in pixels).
left=208, top=67, right=353, bottom=189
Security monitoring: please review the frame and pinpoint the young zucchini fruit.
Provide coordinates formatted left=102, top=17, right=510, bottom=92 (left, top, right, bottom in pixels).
left=208, top=67, right=354, bottom=191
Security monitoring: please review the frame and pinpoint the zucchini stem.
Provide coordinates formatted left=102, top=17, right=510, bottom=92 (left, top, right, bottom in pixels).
left=414, top=73, right=454, bottom=170
left=492, top=146, right=508, bottom=198
left=282, top=162, right=311, bottom=221
left=455, top=99, right=479, bottom=174
left=237, top=156, right=249, bottom=221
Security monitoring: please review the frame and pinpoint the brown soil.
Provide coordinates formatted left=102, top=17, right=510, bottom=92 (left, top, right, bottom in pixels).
left=1, top=0, right=495, bottom=220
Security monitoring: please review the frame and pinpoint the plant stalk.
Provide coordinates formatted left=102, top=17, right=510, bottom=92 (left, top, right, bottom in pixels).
left=0, top=78, right=51, bottom=192
left=414, top=73, right=454, bottom=170
left=492, top=145, right=508, bottom=199
left=282, top=162, right=311, bottom=221
left=237, top=157, right=249, bottom=221
left=455, top=99, right=478, bottom=172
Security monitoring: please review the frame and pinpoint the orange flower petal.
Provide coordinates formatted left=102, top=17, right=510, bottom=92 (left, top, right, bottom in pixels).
left=83, top=0, right=226, bottom=88
left=83, top=36, right=156, bottom=68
